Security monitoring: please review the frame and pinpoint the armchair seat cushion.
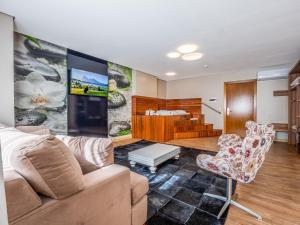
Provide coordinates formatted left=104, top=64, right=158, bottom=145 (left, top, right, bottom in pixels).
left=196, top=154, right=233, bottom=178
left=130, top=172, right=148, bottom=205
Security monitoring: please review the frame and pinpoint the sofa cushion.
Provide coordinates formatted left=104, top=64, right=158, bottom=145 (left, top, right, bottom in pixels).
left=10, top=134, right=85, bottom=199
left=16, top=125, right=51, bottom=135
left=4, top=170, right=42, bottom=222
left=130, top=172, right=148, bottom=205
left=0, top=126, right=41, bottom=171
left=56, top=135, right=114, bottom=174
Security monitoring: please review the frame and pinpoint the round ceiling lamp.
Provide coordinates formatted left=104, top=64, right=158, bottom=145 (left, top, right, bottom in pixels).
left=177, top=44, right=198, bottom=54
left=165, top=72, right=176, bottom=76
left=167, top=52, right=181, bottom=58
left=181, top=52, right=203, bottom=61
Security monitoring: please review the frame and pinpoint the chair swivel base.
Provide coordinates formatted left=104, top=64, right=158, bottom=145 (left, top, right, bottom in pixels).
left=204, top=177, right=262, bottom=220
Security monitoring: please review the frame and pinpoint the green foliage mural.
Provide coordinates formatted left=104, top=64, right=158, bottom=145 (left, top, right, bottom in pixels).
left=107, top=62, right=132, bottom=137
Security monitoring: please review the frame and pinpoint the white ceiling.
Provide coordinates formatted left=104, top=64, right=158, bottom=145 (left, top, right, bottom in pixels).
left=1, top=0, right=300, bottom=81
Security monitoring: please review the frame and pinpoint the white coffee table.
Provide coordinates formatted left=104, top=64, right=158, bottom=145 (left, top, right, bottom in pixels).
left=128, top=143, right=181, bottom=173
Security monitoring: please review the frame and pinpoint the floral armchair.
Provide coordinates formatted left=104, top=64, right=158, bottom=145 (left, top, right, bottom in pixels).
left=197, top=121, right=275, bottom=219
left=217, top=121, right=272, bottom=148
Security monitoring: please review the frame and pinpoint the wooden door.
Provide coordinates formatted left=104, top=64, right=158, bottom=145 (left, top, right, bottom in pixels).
left=224, top=80, right=257, bottom=137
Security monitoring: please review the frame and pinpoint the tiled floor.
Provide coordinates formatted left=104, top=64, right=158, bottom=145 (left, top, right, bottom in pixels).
left=114, top=140, right=236, bottom=225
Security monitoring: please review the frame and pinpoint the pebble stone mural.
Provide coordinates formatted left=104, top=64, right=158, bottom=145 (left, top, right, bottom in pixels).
left=14, top=33, right=68, bottom=134
left=14, top=32, right=132, bottom=137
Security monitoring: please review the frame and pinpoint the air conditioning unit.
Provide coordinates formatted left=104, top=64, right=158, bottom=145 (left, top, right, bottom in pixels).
left=257, top=68, right=289, bottom=81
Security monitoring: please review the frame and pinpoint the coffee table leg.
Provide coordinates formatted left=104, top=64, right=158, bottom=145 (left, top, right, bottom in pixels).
left=174, top=154, right=180, bottom=160
left=149, top=166, right=157, bottom=174
left=130, top=161, right=136, bottom=167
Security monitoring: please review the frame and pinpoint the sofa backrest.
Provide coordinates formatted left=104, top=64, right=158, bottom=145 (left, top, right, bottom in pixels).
left=0, top=126, right=85, bottom=199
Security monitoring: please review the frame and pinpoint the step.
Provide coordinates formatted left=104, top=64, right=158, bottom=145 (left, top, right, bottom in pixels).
left=212, top=129, right=223, bottom=136
left=174, top=129, right=222, bottom=139
left=174, top=131, right=199, bottom=139
left=204, top=123, right=213, bottom=130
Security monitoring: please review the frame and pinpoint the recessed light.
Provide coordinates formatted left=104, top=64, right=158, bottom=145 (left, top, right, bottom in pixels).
left=203, top=64, right=208, bottom=68
left=182, top=52, right=203, bottom=61
left=165, top=72, right=176, bottom=76
left=167, top=52, right=181, bottom=58
left=177, top=44, right=198, bottom=54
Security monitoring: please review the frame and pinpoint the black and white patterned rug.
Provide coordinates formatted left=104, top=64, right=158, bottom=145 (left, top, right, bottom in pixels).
left=114, top=140, right=236, bottom=225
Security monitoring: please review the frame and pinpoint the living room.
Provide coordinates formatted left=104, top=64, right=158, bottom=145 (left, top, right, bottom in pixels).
left=0, top=1, right=300, bottom=225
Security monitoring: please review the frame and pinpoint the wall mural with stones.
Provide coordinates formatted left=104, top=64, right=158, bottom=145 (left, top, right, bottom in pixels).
left=108, top=62, right=132, bottom=137
left=14, top=33, right=68, bottom=134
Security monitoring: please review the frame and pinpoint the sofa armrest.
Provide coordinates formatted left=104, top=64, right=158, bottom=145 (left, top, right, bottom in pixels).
left=4, top=170, right=42, bottom=222
left=11, top=165, right=132, bottom=225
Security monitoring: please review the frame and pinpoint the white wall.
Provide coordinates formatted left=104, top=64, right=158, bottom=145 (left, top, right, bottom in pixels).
left=157, top=79, right=167, bottom=99
left=0, top=11, right=12, bottom=225
left=257, top=78, right=288, bottom=141
left=167, top=69, right=289, bottom=138
left=167, top=69, right=257, bottom=129
left=133, top=70, right=166, bottom=98
left=0, top=13, right=14, bottom=127
left=257, top=79, right=288, bottom=124
left=133, top=70, right=157, bottom=97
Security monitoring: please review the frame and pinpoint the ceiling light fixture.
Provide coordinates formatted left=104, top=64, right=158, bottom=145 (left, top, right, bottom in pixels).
left=167, top=52, right=181, bottom=58
left=177, top=44, right=198, bottom=54
left=182, top=52, right=203, bottom=61
left=165, top=72, right=176, bottom=76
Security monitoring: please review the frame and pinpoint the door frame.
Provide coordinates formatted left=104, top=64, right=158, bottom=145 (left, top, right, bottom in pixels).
left=223, top=79, right=257, bottom=134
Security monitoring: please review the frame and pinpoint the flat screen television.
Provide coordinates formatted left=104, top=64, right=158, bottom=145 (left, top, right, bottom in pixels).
left=67, top=49, right=108, bottom=137
left=70, top=68, right=108, bottom=97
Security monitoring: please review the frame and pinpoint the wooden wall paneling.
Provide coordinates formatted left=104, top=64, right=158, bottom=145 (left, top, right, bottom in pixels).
left=288, top=60, right=300, bottom=144
left=166, top=98, right=202, bottom=118
left=132, top=96, right=202, bottom=116
left=273, top=90, right=288, bottom=96
left=132, top=96, right=163, bottom=115
left=289, top=60, right=300, bottom=74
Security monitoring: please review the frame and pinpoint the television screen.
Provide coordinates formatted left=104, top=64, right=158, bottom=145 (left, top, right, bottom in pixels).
left=70, top=68, right=108, bottom=97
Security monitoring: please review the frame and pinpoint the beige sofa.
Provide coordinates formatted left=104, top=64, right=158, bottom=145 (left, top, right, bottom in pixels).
left=2, top=126, right=148, bottom=225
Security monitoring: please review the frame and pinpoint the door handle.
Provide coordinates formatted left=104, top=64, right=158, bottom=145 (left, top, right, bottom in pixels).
left=226, top=107, right=231, bottom=116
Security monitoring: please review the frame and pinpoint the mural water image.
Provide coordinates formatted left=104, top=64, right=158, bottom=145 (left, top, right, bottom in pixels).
left=108, top=62, right=132, bottom=137
left=14, top=33, right=68, bottom=134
